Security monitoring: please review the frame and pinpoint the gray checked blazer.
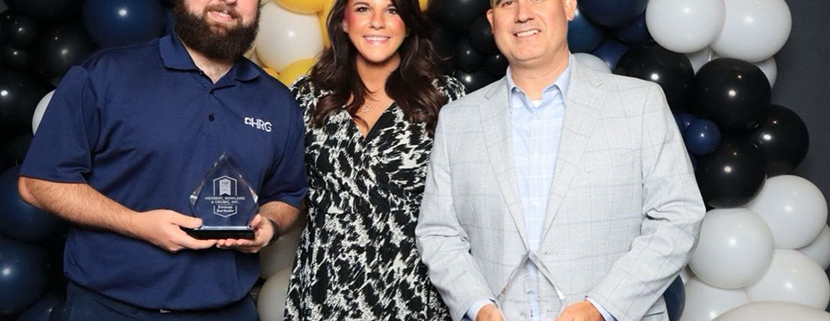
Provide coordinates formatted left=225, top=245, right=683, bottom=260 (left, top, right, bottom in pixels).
left=415, top=57, right=705, bottom=321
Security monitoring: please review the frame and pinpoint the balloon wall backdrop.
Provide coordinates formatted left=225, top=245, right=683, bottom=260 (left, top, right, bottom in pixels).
left=0, top=0, right=825, bottom=320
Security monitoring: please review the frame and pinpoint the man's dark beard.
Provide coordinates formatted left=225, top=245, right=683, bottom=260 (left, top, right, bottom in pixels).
left=173, top=4, right=259, bottom=60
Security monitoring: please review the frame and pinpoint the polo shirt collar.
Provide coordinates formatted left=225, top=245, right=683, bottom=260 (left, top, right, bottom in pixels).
left=159, top=34, right=260, bottom=82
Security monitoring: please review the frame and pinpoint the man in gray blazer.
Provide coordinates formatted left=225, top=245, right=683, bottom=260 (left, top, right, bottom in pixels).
left=415, top=0, right=705, bottom=320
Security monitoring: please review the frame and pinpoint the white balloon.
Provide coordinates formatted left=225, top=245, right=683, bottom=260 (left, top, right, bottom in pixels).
left=747, top=250, right=830, bottom=309
left=746, top=175, right=828, bottom=249
left=646, top=0, right=726, bottom=53
left=754, top=57, right=777, bottom=88
left=687, top=47, right=716, bottom=74
left=680, top=277, right=751, bottom=321
left=689, top=208, right=774, bottom=289
left=260, top=220, right=305, bottom=280
left=574, top=53, right=611, bottom=74
left=257, top=268, right=293, bottom=321
left=711, top=0, right=792, bottom=62
left=255, top=2, right=323, bottom=71
left=713, top=301, right=830, bottom=321
left=32, top=90, right=55, bottom=135
left=800, top=225, right=830, bottom=270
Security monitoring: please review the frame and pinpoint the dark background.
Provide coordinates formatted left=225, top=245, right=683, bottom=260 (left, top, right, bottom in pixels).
left=774, top=0, right=830, bottom=221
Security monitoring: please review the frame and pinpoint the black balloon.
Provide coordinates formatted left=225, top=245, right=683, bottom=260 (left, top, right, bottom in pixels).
left=696, top=136, right=766, bottom=208
left=455, top=39, right=483, bottom=72
left=0, top=67, right=49, bottom=137
left=468, top=16, right=497, bottom=55
left=31, top=22, right=96, bottom=86
left=0, top=43, right=29, bottom=68
left=454, top=69, right=497, bottom=93
left=5, top=0, right=82, bottom=21
left=430, top=23, right=455, bottom=73
left=614, top=44, right=695, bottom=113
left=428, top=0, right=490, bottom=37
left=1, top=11, right=38, bottom=50
left=0, top=133, right=32, bottom=166
left=693, top=58, right=771, bottom=133
left=484, top=53, right=508, bottom=77
left=748, top=104, right=810, bottom=177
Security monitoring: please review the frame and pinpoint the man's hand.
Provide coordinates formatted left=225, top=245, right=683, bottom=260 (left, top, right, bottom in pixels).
left=129, top=209, right=217, bottom=253
left=216, top=214, right=274, bottom=254
left=555, top=300, right=603, bottom=321
left=477, top=303, right=505, bottom=321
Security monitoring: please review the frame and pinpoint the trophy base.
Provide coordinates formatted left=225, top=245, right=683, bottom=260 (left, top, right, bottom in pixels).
left=184, top=226, right=255, bottom=240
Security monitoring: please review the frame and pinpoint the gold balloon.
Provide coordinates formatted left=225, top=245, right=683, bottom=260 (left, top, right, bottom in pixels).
left=277, top=58, right=316, bottom=86
left=419, top=0, right=429, bottom=11
left=274, top=0, right=326, bottom=14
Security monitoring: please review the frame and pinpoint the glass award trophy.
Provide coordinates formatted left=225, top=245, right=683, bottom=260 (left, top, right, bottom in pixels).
left=186, top=153, right=257, bottom=239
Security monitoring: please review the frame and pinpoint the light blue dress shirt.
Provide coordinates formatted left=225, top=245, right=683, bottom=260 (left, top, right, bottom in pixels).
left=465, top=61, right=615, bottom=321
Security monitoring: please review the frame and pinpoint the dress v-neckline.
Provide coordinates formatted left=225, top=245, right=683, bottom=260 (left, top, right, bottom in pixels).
left=350, top=102, right=397, bottom=141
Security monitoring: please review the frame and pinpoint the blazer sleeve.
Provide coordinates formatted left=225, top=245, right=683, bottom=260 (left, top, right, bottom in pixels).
left=416, top=110, right=497, bottom=321
left=586, top=84, right=706, bottom=321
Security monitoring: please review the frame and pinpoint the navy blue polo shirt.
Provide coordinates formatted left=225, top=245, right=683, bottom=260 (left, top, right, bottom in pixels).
left=20, top=35, right=307, bottom=310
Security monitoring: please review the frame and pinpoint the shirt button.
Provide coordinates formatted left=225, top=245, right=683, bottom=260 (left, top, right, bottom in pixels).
left=208, top=114, right=215, bottom=121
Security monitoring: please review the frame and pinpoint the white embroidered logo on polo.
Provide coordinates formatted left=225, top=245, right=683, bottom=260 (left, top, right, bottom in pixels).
left=244, top=117, right=272, bottom=132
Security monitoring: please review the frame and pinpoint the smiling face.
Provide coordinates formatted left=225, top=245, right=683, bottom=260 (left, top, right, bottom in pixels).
left=487, top=0, right=576, bottom=70
left=341, top=0, right=407, bottom=66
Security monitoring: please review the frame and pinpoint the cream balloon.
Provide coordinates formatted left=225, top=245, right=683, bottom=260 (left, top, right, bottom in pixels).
left=713, top=301, right=830, bottom=321
left=574, top=53, right=611, bottom=74
left=255, top=2, right=324, bottom=71
left=257, top=268, right=293, bottom=321
left=678, top=265, right=695, bottom=284
left=686, top=47, right=716, bottom=74
left=746, top=175, right=828, bottom=249
left=711, top=0, right=791, bottom=62
left=755, top=57, right=777, bottom=88
left=747, top=250, right=830, bottom=309
left=32, top=90, right=55, bottom=135
left=800, top=225, right=830, bottom=270
left=689, top=208, right=774, bottom=289
left=646, top=0, right=725, bottom=53
left=680, top=277, right=751, bottom=321
left=260, top=220, right=305, bottom=280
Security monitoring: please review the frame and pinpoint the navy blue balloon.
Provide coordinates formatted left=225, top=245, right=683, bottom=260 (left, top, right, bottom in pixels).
left=613, top=11, right=651, bottom=46
left=663, top=277, right=686, bottom=321
left=674, top=113, right=697, bottom=135
left=47, top=301, right=68, bottom=321
left=579, top=0, right=648, bottom=28
left=591, top=38, right=628, bottom=71
left=0, top=236, right=49, bottom=314
left=568, top=7, right=604, bottom=53
left=684, top=119, right=721, bottom=156
left=0, top=166, right=66, bottom=244
left=82, top=0, right=165, bottom=48
left=17, top=292, right=64, bottom=321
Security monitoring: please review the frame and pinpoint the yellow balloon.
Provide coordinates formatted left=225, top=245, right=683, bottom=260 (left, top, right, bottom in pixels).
left=420, top=0, right=429, bottom=12
left=275, top=0, right=326, bottom=14
left=277, top=58, right=316, bottom=86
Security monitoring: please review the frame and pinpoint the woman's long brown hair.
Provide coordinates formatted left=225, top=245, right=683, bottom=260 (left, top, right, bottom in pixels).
left=309, top=0, right=448, bottom=132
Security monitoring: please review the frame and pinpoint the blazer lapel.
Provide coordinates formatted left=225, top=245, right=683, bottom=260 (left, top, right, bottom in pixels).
left=479, top=78, right=529, bottom=248
left=539, top=60, right=607, bottom=245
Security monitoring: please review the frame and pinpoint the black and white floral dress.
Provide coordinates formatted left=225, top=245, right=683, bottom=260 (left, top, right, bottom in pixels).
left=284, top=75, right=465, bottom=321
